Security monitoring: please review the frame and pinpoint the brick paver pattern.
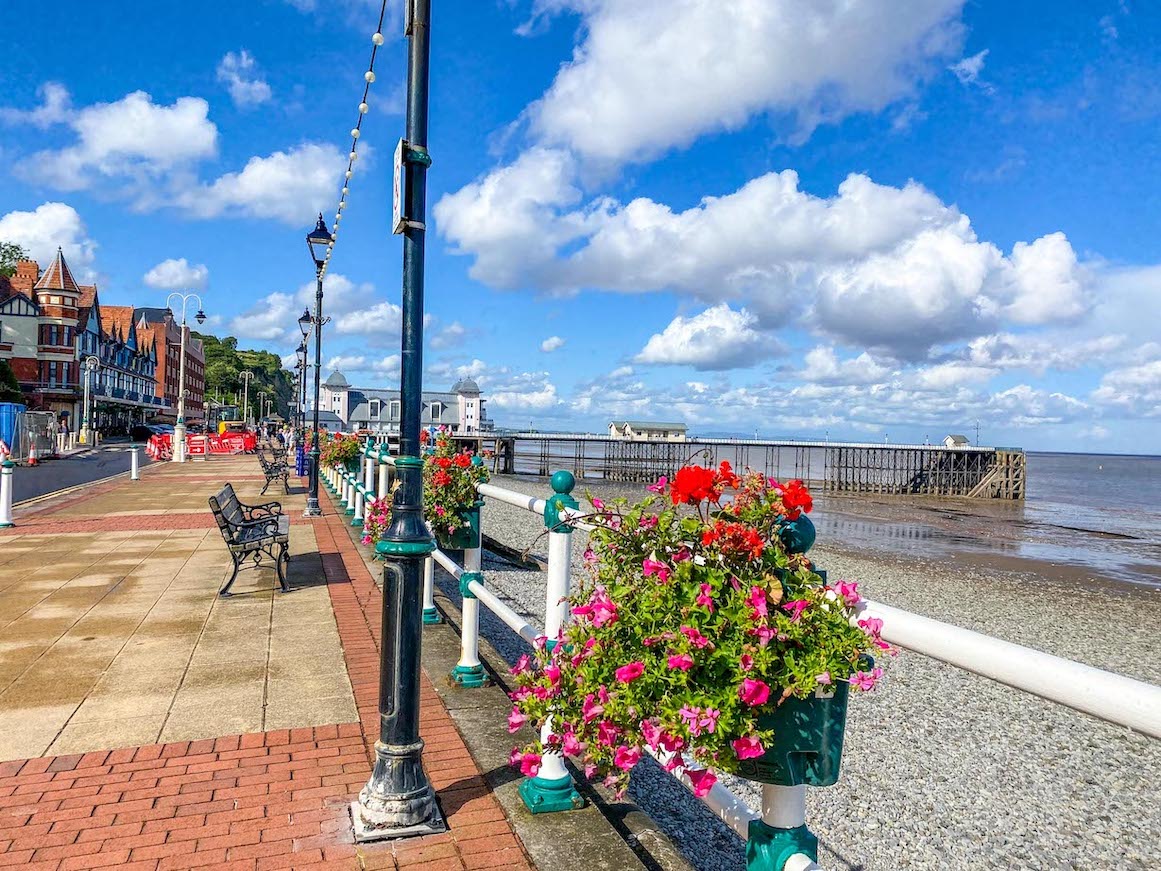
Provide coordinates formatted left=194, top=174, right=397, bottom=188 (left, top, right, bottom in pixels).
left=0, top=460, right=533, bottom=870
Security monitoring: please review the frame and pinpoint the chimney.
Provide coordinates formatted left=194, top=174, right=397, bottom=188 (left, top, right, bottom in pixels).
left=11, top=260, right=40, bottom=294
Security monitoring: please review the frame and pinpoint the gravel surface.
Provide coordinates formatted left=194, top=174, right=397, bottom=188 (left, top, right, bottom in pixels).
left=440, top=474, right=1161, bottom=871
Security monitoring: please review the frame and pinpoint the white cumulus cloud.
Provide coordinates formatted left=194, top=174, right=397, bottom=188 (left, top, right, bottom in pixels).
left=525, top=0, right=966, bottom=163
left=635, top=304, right=778, bottom=370
left=0, top=202, right=97, bottom=276
left=216, top=50, right=273, bottom=109
left=540, top=335, right=565, bottom=352
left=143, top=257, right=208, bottom=291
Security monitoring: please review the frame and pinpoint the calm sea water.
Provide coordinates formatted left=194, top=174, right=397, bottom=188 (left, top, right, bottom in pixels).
left=812, top=452, right=1161, bottom=590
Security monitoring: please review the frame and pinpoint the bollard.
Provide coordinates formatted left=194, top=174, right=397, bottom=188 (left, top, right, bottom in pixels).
left=519, top=717, right=584, bottom=814
left=451, top=567, right=487, bottom=687
left=345, top=472, right=356, bottom=515
left=543, top=471, right=578, bottom=647
left=130, top=446, right=140, bottom=480
left=421, top=555, right=441, bottom=624
left=745, top=785, right=820, bottom=871
left=364, top=451, right=375, bottom=496
left=69, top=432, right=76, bottom=450
left=352, top=483, right=365, bottom=527
left=377, top=451, right=390, bottom=500
left=0, top=460, right=14, bottom=528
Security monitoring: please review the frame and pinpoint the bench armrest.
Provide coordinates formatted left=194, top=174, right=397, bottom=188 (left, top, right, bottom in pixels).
left=240, top=500, right=283, bottom=520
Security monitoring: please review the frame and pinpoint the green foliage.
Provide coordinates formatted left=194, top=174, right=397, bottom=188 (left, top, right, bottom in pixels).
left=192, top=332, right=295, bottom=419
left=510, top=468, right=886, bottom=798
left=0, top=241, right=29, bottom=279
left=0, top=360, right=23, bottom=402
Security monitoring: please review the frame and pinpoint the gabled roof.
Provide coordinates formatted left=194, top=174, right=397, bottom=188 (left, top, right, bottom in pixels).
left=33, top=248, right=81, bottom=295
left=78, top=284, right=98, bottom=309
left=101, top=305, right=139, bottom=349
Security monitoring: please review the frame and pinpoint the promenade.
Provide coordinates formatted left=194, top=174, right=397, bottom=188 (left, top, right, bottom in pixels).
left=0, top=456, right=532, bottom=870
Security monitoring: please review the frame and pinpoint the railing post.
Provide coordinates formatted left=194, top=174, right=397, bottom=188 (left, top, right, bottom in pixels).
left=542, top=470, right=577, bottom=646
left=0, top=461, right=15, bottom=528
left=422, top=555, right=441, bottom=624
left=365, top=448, right=376, bottom=495
left=377, top=450, right=390, bottom=500
left=130, top=446, right=140, bottom=481
left=345, top=470, right=356, bottom=513
left=519, top=468, right=584, bottom=814
left=745, top=784, right=820, bottom=871
left=450, top=569, right=487, bottom=687
left=352, top=482, right=365, bottom=527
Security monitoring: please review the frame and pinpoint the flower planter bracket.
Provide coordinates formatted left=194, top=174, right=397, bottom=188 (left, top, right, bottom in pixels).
left=739, top=684, right=851, bottom=787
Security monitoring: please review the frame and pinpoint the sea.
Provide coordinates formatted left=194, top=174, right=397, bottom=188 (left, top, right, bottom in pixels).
left=812, top=452, right=1161, bottom=591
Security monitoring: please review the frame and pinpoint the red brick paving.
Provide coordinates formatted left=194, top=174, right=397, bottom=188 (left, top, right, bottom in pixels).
left=0, top=468, right=535, bottom=871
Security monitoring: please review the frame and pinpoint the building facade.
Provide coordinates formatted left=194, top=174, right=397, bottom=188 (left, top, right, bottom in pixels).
left=135, top=308, right=206, bottom=424
left=608, top=420, right=688, bottom=442
left=0, top=249, right=166, bottom=432
left=316, top=371, right=491, bottom=435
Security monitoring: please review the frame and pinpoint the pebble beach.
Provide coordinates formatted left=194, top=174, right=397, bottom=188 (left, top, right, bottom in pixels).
left=442, top=474, right=1161, bottom=871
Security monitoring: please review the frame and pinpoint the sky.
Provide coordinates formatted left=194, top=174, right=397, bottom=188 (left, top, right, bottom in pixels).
left=1, top=0, right=1160, bottom=452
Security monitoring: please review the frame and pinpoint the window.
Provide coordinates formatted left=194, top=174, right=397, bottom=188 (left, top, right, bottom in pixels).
left=390, top=400, right=400, bottom=419
left=429, top=401, right=443, bottom=419
left=369, top=399, right=381, bottom=418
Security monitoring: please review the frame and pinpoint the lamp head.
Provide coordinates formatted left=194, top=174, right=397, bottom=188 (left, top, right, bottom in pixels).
left=306, top=213, right=333, bottom=270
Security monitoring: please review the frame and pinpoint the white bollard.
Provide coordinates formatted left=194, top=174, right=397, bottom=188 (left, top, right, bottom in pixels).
left=543, top=471, right=579, bottom=646
left=377, top=453, right=390, bottom=500
left=352, top=484, right=365, bottom=527
left=517, top=716, right=583, bottom=813
left=130, top=446, right=140, bottom=480
left=364, top=454, right=375, bottom=496
left=0, top=461, right=14, bottom=528
left=421, top=555, right=440, bottom=623
left=450, top=523, right=486, bottom=687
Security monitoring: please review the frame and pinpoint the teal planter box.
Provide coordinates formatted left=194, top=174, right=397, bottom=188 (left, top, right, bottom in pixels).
left=736, top=683, right=850, bottom=787
left=344, top=459, right=361, bottom=472
left=436, top=502, right=481, bottom=550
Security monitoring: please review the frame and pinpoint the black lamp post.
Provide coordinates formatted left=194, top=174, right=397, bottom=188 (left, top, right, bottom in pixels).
left=295, top=341, right=307, bottom=429
left=352, top=0, right=442, bottom=842
left=303, top=216, right=332, bottom=518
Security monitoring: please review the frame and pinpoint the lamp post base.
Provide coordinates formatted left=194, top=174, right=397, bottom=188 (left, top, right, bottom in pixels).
left=350, top=740, right=445, bottom=843
left=303, top=498, right=322, bottom=518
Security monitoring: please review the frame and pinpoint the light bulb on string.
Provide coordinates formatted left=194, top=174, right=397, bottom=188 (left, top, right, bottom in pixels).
left=365, top=71, right=376, bottom=84
left=359, top=103, right=369, bottom=114
left=372, top=32, right=384, bottom=46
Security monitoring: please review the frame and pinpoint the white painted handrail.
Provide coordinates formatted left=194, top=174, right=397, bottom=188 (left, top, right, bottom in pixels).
left=859, top=599, right=1161, bottom=738
left=463, top=576, right=540, bottom=645
left=477, top=482, right=547, bottom=514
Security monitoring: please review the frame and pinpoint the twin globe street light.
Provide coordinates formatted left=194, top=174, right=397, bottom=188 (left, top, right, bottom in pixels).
left=166, top=293, right=207, bottom=463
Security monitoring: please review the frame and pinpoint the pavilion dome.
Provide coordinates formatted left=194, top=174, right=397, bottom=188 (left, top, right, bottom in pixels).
left=325, top=370, right=350, bottom=389
left=452, top=377, right=481, bottom=395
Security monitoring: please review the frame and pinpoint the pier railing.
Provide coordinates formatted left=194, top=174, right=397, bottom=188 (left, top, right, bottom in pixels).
left=321, top=441, right=1159, bottom=871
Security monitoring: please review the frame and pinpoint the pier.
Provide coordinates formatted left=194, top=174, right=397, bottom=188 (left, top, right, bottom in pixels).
left=464, top=435, right=1027, bottom=500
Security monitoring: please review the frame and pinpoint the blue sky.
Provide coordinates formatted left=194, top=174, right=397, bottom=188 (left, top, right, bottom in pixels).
left=2, top=0, right=1160, bottom=452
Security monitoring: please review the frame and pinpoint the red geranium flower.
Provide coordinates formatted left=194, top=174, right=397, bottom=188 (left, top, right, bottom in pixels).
left=432, top=470, right=452, bottom=487
left=781, top=479, right=813, bottom=519
left=434, top=456, right=452, bottom=469
left=453, top=453, right=472, bottom=468
left=670, top=465, right=720, bottom=506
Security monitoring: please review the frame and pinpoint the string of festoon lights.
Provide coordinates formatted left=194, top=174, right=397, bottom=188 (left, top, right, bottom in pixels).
left=319, top=0, right=390, bottom=280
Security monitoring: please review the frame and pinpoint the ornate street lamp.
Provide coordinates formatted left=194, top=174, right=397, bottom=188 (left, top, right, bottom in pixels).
left=166, top=293, right=206, bottom=462
left=296, top=341, right=308, bottom=429
left=303, top=216, right=333, bottom=518
left=352, top=0, right=442, bottom=842
left=80, top=356, right=100, bottom=445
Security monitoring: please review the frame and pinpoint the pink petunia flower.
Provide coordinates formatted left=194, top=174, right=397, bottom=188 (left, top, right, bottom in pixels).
left=739, top=654, right=754, bottom=671
left=680, top=625, right=711, bottom=649
left=816, top=672, right=832, bottom=685
left=507, top=708, right=527, bottom=733
left=696, top=583, right=715, bottom=611
left=582, top=693, right=605, bottom=723
left=640, top=719, right=662, bottom=749
left=583, top=548, right=598, bottom=565
left=642, top=558, right=670, bottom=583
left=699, top=708, right=720, bottom=734
left=519, top=752, right=542, bottom=778
left=679, top=704, right=702, bottom=737
left=738, top=678, right=771, bottom=707
left=750, top=626, right=775, bottom=647
left=835, top=580, right=861, bottom=606
left=511, top=654, right=531, bottom=675
left=614, top=745, right=642, bottom=771
left=667, top=653, right=694, bottom=672
left=646, top=476, right=668, bottom=494
left=747, top=586, right=768, bottom=618
left=615, top=661, right=645, bottom=683
left=591, top=498, right=605, bottom=511
left=851, top=667, right=884, bottom=691
left=672, top=547, right=692, bottom=563
left=597, top=720, right=620, bottom=747
left=508, top=747, right=523, bottom=768
left=543, top=664, right=561, bottom=685
left=783, top=599, right=810, bottom=622
left=685, top=768, right=717, bottom=798
left=732, top=736, right=765, bottom=760
left=563, top=731, right=583, bottom=757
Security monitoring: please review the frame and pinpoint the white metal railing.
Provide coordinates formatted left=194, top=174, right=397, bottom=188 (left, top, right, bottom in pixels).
left=325, top=436, right=1160, bottom=871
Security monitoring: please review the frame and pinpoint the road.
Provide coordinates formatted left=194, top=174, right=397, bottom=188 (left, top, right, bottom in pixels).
left=12, top=444, right=156, bottom=504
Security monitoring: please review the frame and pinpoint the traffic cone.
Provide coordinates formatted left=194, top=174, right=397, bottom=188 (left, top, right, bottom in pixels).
left=28, top=443, right=38, bottom=466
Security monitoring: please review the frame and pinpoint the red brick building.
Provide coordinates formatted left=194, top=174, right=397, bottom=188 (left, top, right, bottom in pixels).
left=135, top=307, right=206, bottom=424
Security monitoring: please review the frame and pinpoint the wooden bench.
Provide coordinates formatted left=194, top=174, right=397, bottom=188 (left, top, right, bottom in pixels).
left=256, top=449, right=290, bottom=495
left=208, top=483, right=290, bottom=596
